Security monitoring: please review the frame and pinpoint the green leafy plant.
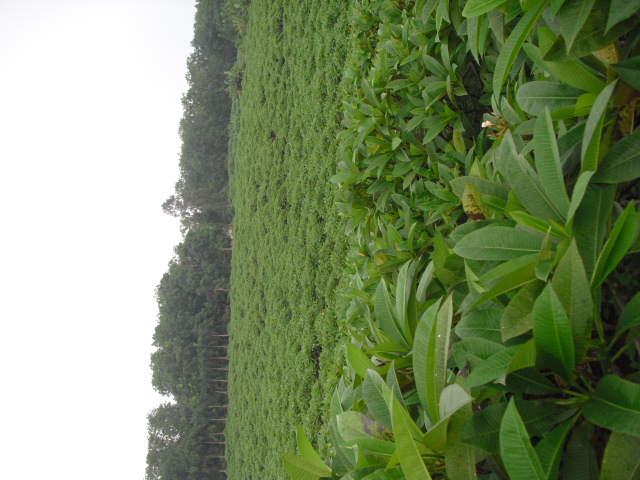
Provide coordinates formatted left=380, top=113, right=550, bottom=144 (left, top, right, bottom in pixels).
left=284, top=0, right=640, bottom=478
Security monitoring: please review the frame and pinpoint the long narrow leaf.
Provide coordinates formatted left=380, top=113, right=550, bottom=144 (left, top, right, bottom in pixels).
left=533, top=284, right=575, bottom=382
left=414, top=302, right=441, bottom=423
left=434, top=295, right=453, bottom=408
left=493, top=1, right=547, bottom=94
left=581, top=80, right=617, bottom=173
left=615, top=291, right=640, bottom=338
left=522, top=43, right=606, bottom=93
left=375, top=279, right=410, bottom=349
left=592, top=202, right=638, bottom=289
left=502, top=280, right=545, bottom=341
left=444, top=404, right=478, bottom=480
left=593, top=127, right=640, bottom=183
left=516, top=81, right=583, bottom=116
left=391, top=397, right=432, bottom=480
left=454, top=226, right=546, bottom=260
left=573, top=183, right=616, bottom=279
left=551, top=239, right=592, bottom=361
left=283, top=453, right=333, bottom=480
left=296, top=427, right=333, bottom=474
left=363, top=370, right=393, bottom=430
left=463, top=0, right=508, bottom=17
left=534, top=109, right=570, bottom=218
left=534, top=418, right=575, bottom=479
left=559, top=0, right=596, bottom=52
left=500, top=399, right=546, bottom=480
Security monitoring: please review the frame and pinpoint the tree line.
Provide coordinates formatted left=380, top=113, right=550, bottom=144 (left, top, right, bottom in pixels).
left=146, top=0, right=240, bottom=478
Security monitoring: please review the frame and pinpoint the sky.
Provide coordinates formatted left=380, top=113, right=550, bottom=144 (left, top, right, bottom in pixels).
left=0, top=1, right=196, bottom=478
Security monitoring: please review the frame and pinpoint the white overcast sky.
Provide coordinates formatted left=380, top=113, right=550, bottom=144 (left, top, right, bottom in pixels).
left=0, top=1, right=195, bottom=478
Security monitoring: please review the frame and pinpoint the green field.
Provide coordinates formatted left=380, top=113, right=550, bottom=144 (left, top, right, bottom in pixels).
left=226, top=1, right=351, bottom=478
left=226, top=0, right=640, bottom=478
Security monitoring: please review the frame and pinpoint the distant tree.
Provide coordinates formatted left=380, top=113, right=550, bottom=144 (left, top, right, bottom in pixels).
left=148, top=0, right=236, bottom=477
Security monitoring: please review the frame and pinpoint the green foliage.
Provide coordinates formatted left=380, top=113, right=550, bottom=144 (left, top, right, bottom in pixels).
left=225, top=1, right=352, bottom=478
left=282, top=0, right=640, bottom=477
left=163, top=0, right=238, bottom=230
left=147, top=224, right=231, bottom=479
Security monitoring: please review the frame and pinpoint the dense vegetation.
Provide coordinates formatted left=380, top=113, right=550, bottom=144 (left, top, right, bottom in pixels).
left=284, top=0, right=640, bottom=479
left=149, top=0, right=640, bottom=478
left=225, top=1, right=352, bottom=478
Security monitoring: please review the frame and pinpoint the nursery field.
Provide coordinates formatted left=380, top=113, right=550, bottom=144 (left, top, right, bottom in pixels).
left=225, top=1, right=351, bottom=478
left=228, top=0, right=640, bottom=479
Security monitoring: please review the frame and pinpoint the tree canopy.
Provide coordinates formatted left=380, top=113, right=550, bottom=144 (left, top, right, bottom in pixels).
left=146, top=0, right=240, bottom=478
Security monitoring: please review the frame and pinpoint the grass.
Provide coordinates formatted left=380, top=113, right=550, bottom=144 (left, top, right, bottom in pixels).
left=226, top=1, right=352, bottom=478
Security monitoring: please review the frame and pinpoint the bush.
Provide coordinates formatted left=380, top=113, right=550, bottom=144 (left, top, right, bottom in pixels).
left=285, top=0, right=640, bottom=478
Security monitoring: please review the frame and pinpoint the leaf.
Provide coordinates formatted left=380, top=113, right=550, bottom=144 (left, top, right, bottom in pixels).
left=433, top=234, right=460, bottom=288
left=508, top=338, right=538, bottom=373
left=507, top=367, right=561, bottom=395
left=522, top=43, right=606, bottom=93
left=363, top=370, right=393, bottom=431
left=461, top=401, right=571, bottom=453
left=449, top=176, right=509, bottom=200
left=616, top=291, right=640, bottom=338
left=433, top=295, right=454, bottom=407
left=296, top=426, right=332, bottom=474
left=462, top=0, right=507, bottom=17
left=600, top=432, right=640, bottom=480
left=582, top=375, right=640, bottom=436
left=551, top=239, right=592, bottom=360
left=563, top=421, right=599, bottom=480
left=416, top=261, right=435, bottom=303
left=283, top=453, right=333, bottom=480
left=565, top=170, right=595, bottom=225
left=479, top=252, right=539, bottom=283
left=500, top=399, right=546, bottom=480
left=465, top=345, right=521, bottom=388
left=573, top=183, right=616, bottom=279
left=534, top=109, right=570, bottom=218
left=502, top=280, right=545, bottom=341
left=347, top=343, right=378, bottom=379
left=493, top=1, right=547, bottom=94
left=414, top=302, right=440, bottom=423
left=545, top=9, right=639, bottom=60
left=533, top=284, right=575, bottom=381
left=454, top=226, right=546, bottom=260
left=386, top=361, right=406, bottom=409
left=606, top=0, right=640, bottom=33
left=445, top=404, right=478, bottom=480
left=516, top=81, right=584, bottom=116
left=471, top=260, right=538, bottom=310
left=593, top=127, right=640, bottom=183
left=559, top=0, right=596, bottom=53
left=439, top=384, right=473, bottom=420
left=391, top=397, right=432, bottom=480
left=592, top=202, right=638, bottom=289
left=451, top=219, right=516, bottom=243
left=337, top=412, right=394, bottom=443
left=453, top=337, right=505, bottom=370
left=467, top=15, right=480, bottom=63
left=375, top=279, right=410, bottom=350
left=396, top=260, right=417, bottom=344
left=456, top=308, right=502, bottom=343
left=423, top=385, right=473, bottom=452
left=581, top=80, right=617, bottom=173
left=462, top=182, right=488, bottom=221
left=534, top=418, right=575, bottom=480
left=504, top=144, right=565, bottom=223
